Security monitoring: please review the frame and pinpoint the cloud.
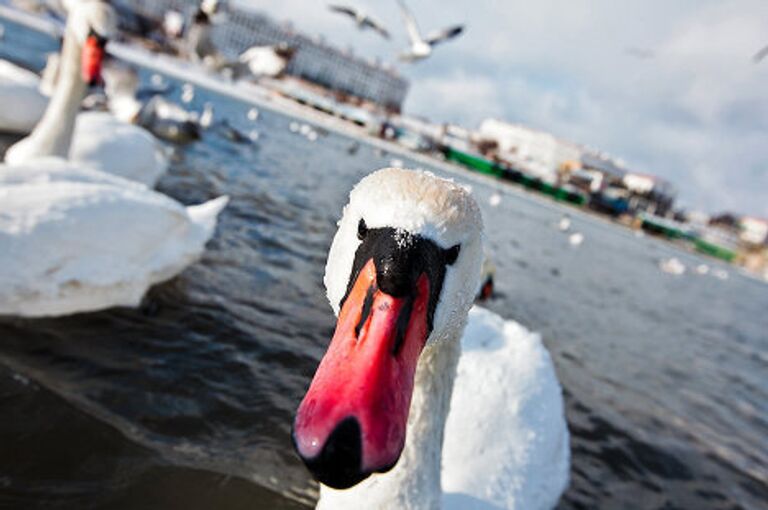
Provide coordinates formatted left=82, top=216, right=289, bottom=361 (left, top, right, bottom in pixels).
left=238, top=0, right=768, bottom=216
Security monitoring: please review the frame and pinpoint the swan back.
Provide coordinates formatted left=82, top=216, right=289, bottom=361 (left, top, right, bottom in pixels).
left=442, top=306, right=570, bottom=509
left=0, top=160, right=227, bottom=317
left=68, top=112, right=168, bottom=187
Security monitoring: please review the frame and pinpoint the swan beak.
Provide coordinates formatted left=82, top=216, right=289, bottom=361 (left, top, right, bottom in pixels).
left=81, top=33, right=107, bottom=86
left=293, top=259, right=430, bottom=489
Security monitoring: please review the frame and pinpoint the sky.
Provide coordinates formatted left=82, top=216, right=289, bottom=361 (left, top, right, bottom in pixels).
left=239, top=0, right=768, bottom=217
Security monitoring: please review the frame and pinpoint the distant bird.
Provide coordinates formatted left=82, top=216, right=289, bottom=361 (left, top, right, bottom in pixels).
left=624, top=47, right=655, bottom=60
left=237, top=44, right=296, bottom=79
left=659, top=257, right=685, bottom=276
left=753, top=44, right=768, bottom=63
left=396, top=0, right=464, bottom=62
left=568, top=232, right=584, bottom=247
left=328, top=4, right=390, bottom=39
left=186, top=0, right=223, bottom=65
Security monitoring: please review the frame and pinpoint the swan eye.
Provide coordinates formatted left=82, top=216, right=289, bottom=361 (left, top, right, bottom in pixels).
left=444, top=244, right=461, bottom=265
left=357, top=219, right=368, bottom=240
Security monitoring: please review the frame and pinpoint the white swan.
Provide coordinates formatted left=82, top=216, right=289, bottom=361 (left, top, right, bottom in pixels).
left=237, top=45, right=294, bottom=79
left=0, top=59, right=48, bottom=134
left=102, top=65, right=201, bottom=144
left=4, top=0, right=168, bottom=188
left=293, top=168, right=570, bottom=509
left=0, top=159, right=228, bottom=317
left=0, top=1, right=228, bottom=318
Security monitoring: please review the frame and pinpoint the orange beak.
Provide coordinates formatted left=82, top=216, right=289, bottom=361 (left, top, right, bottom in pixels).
left=81, top=34, right=107, bottom=86
left=293, top=259, right=430, bottom=489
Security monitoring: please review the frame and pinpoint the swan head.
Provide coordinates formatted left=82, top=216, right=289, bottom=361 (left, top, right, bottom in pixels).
left=293, top=168, right=483, bottom=489
left=66, top=0, right=117, bottom=85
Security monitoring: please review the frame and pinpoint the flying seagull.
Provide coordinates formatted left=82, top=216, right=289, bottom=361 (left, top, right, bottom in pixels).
left=753, top=44, right=768, bottom=63
left=624, top=47, right=655, bottom=60
left=396, top=0, right=464, bottom=62
left=328, top=4, right=390, bottom=40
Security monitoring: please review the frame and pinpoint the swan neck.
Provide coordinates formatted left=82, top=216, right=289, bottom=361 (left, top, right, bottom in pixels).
left=317, top=329, right=463, bottom=510
left=23, top=26, right=86, bottom=159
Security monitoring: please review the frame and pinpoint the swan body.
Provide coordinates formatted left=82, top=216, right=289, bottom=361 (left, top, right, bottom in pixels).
left=238, top=45, right=291, bottom=78
left=0, top=59, right=48, bottom=134
left=0, top=159, right=228, bottom=317
left=294, top=168, right=569, bottom=509
left=68, top=111, right=168, bottom=187
left=442, top=307, right=569, bottom=510
left=6, top=109, right=169, bottom=188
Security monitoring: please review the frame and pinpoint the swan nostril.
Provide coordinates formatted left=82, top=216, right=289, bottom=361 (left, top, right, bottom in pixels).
left=377, top=257, right=417, bottom=298
left=298, top=417, right=367, bottom=489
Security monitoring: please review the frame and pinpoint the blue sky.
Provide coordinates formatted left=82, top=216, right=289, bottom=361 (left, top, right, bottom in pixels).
left=242, top=0, right=768, bottom=217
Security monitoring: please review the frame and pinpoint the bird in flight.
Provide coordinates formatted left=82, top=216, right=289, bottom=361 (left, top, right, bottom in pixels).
left=396, top=0, right=464, bottom=62
left=328, top=4, right=391, bottom=40
left=753, top=44, right=768, bottom=63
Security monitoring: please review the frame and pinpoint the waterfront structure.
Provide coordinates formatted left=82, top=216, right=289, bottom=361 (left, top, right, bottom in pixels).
left=578, top=151, right=676, bottom=217
left=739, top=216, right=768, bottom=247
left=113, top=0, right=409, bottom=111
left=477, top=119, right=582, bottom=183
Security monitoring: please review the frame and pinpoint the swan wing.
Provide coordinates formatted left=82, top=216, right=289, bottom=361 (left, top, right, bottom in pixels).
left=0, top=161, right=227, bottom=317
left=442, top=306, right=570, bottom=510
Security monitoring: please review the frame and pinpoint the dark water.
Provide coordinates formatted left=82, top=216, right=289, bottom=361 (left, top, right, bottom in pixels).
left=1, top=17, right=767, bottom=510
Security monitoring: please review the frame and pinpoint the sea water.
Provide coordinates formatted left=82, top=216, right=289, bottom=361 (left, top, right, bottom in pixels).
left=1, top=17, right=766, bottom=509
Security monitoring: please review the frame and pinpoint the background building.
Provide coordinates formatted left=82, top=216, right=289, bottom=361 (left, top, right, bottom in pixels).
left=113, top=0, right=409, bottom=111
left=477, top=118, right=582, bottom=183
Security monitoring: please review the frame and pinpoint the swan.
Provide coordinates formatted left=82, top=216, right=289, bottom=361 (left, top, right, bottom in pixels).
left=293, top=168, right=570, bottom=509
left=659, top=257, right=685, bottom=276
left=4, top=0, right=168, bottom=188
left=0, top=1, right=228, bottom=317
left=0, top=59, right=48, bottom=134
left=102, top=65, right=201, bottom=144
left=237, top=44, right=295, bottom=79
left=0, top=159, right=228, bottom=317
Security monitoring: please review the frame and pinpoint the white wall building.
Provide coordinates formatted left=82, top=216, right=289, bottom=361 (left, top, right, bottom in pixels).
left=478, top=119, right=582, bottom=183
